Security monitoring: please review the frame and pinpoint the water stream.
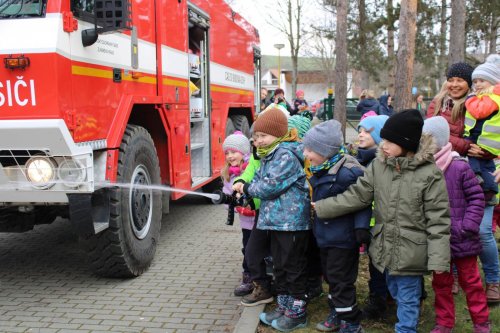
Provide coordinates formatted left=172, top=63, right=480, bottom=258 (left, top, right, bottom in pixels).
left=0, top=180, right=221, bottom=201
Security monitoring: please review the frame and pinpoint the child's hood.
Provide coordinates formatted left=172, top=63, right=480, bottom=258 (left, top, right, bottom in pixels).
left=376, top=133, right=435, bottom=169
left=271, top=141, right=305, bottom=164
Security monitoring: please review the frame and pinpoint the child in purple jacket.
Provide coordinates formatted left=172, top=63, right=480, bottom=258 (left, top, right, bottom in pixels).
left=423, top=116, right=490, bottom=333
left=221, top=131, right=255, bottom=296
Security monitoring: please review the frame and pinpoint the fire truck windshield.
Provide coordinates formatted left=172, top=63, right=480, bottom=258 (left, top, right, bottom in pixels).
left=0, top=0, right=46, bottom=18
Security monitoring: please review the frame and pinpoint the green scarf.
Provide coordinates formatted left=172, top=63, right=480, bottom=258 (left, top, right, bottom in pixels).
left=256, top=129, right=298, bottom=158
left=310, top=146, right=347, bottom=174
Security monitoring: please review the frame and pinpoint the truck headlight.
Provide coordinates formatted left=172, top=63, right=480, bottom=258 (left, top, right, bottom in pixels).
left=25, top=156, right=57, bottom=188
left=58, top=159, right=86, bottom=188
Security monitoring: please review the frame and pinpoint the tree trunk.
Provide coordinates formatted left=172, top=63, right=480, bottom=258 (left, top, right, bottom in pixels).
left=438, top=0, right=447, bottom=86
left=394, top=0, right=417, bottom=111
left=334, top=0, right=348, bottom=137
left=489, top=14, right=498, bottom=55
left=387, top=0, right=396, bottom=96
left=358, top=0, right=369, bottom=90
left=448, top=0, right=466, bottom=66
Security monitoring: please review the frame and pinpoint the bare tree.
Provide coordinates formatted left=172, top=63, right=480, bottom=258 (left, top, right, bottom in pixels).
left=357, top=0, right=369, bottom=89
left=448, top=0, right=465, bottom=66
left=386, top=0, right=396, bottom=96
left=438, top=0, right=448, bottom=84
left=266, top=0, right=307, bottom=96
left=394, top=0, right=417, bottom=111
left=334, top=0, right=348, bottom=135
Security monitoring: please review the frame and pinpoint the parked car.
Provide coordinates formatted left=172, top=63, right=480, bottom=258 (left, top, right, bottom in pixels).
left=315, top=98, right=359, bottom=121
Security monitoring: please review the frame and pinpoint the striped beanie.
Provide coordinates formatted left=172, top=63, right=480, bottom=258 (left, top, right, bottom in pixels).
left=288, top=115, right=311, bottom=139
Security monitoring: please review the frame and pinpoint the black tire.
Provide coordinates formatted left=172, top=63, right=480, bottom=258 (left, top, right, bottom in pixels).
left=231, top=115, right=251, bottom=138
left=225, top=117, right=236, bottom=138
left=83, top=125, right=162, bottom=277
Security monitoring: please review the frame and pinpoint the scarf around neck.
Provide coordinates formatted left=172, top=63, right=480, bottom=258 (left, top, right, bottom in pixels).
left=310, top=146, right=347, bottom=174
left=256, top=128, right=298, bottom=158
left=433, top=142, right=459, bottom=172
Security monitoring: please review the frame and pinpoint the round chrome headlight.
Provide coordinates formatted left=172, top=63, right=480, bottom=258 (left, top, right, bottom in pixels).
left=58, top=159, right=86, bottom=188
left=25, top=156, right=56, bottom=189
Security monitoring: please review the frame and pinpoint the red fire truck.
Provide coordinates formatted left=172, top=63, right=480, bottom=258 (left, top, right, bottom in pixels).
left=0, top=0, right=260, bottom=277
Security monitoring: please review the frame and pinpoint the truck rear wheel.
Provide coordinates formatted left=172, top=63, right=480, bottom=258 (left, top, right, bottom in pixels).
left=84, top=125, right=162, bottom=277
left=231, top=115, right=250, bottom=138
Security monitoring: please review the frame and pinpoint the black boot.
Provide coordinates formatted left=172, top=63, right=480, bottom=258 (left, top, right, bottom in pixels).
left=361, top=293, right=387, bottom=320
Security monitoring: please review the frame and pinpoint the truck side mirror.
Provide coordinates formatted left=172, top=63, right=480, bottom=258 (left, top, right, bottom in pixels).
left=82, top=28, right=98, bottom=47
left=81, top=0, right=132, bottom=47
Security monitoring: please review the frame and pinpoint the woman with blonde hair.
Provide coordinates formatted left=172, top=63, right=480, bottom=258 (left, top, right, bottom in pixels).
left=426, top=63, right=473, bottom=155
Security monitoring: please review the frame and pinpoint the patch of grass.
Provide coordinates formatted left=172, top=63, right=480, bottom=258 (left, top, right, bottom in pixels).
left=257, top=252, right=500, bottom=333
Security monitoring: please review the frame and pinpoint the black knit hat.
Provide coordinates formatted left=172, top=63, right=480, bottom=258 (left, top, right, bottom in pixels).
left=380, top=109, right=423, bottom=153
left=446, top=62, right=474, bottom=88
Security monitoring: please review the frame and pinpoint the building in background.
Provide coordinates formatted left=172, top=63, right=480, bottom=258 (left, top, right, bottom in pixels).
left=261, top=55, right=354, bottom=103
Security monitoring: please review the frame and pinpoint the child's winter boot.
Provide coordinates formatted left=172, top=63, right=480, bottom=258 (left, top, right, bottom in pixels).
left=473, top=321, right=491, bottom=333
left=339, top=320, right=364, bottom=333
left=271, top=298, right=307, bottom=332
left=234, top=272, right=253, bottom=296
left=259, top=294, right=290, bottom=325
left=240, top=281, right=273, bottom=306
left=306, top=276, right=324, bottom=300
left=361, top=292, right=387, bottom=320
left=316, top=309, right=339, bottom=332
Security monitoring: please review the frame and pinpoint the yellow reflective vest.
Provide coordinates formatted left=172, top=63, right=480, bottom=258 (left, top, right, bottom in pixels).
left=464, top=94, right=500, bottom=156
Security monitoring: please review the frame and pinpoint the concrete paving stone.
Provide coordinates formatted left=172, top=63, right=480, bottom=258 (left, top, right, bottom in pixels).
left=70, top=318, right=103, bottom=325
left=141, top=328, right=170, bottom=333
left=0, top=327, right=26, bottom=333
left=64, top=313, right=93, bottom=319
left=160, top=322, right=196, bottom=330
left=79, top=324, right=112, bottom=331
left=90, top=313, right=123, bottom=321
left=52, top=307, right=84, bottom=314
left=107, top=327, right=139, bottom=333
left=82, top=308, right=112, bottom=315
left=96, top=319, right=132, bottom=327
left=48, top=323, right=81, bottom=330
left=73, top=299, right=104, bottom=313
left=130, top=321, right=164, bottom=328
left=31, top=311, right=59, bottom=318
left=39, top=316, right=72, bottom=324
left=16, top=321, right=51, bottom=329
left=202, top=313, right=237, bottom=320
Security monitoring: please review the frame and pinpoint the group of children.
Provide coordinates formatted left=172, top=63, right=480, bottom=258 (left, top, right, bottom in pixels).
left=217, top=55, right=500, bottom=333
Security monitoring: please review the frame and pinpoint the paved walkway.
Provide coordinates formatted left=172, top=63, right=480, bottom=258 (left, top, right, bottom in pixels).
left=0, top=195, right=257, bottom=333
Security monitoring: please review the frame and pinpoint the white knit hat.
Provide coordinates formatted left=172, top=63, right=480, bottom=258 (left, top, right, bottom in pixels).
left=472, top=54, right=500, bottom=85
left=422, top=116, right=450, bottom=149
left=222, top=131, right=250, bottom=155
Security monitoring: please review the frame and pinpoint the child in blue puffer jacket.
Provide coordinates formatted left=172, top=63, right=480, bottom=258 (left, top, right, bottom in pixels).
left=233, top=107, right=311, bottom=332
left=303, top=120, right=371, bottom=333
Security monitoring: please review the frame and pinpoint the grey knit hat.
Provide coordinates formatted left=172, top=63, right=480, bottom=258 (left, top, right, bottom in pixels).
left=472, top=54, right=500, bottom=85
left=422, top=116, right=450, bottom=149
left=223, top=131, right=250, bottom=155
left=303, top=120, right=343, bottom=158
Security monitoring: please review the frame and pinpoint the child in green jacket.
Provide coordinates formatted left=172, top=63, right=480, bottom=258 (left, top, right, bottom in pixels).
left=313, top=109, right=450, bottom=333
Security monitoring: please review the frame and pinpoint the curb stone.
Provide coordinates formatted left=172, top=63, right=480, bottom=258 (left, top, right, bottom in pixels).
left=233, top=304, right=265, bottom=333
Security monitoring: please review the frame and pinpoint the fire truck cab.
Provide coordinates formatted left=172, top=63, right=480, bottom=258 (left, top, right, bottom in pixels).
left=0, top=0, right=260, bottom=277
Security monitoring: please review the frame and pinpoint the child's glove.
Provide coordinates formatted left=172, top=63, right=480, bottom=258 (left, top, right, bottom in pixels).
left=355, top=229, right=371, bottom=245
left=235, top=206, right=256, bottom=217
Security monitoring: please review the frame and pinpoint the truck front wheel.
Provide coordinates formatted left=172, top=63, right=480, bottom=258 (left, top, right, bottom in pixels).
left=83, top=125, right=162, bottom=277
